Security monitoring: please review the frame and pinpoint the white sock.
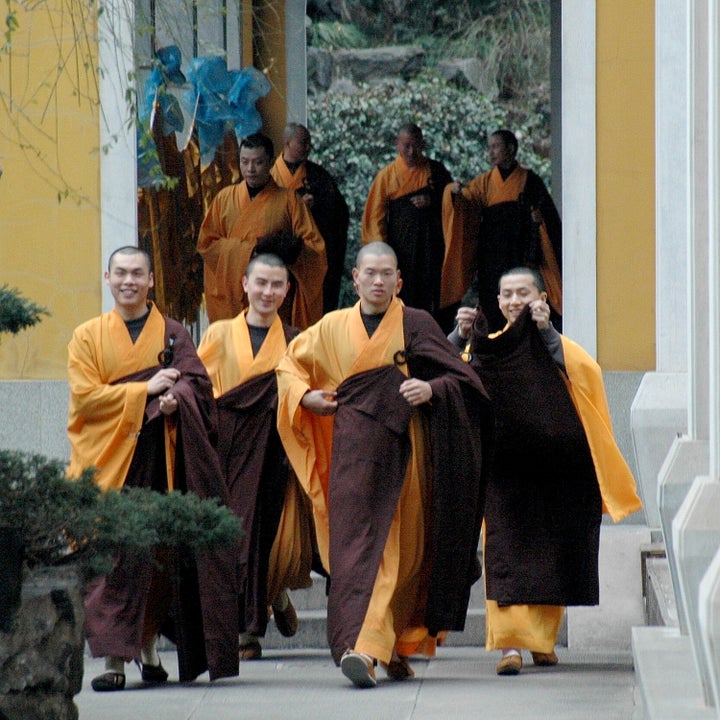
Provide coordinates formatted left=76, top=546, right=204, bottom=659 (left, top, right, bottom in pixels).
left=501, top=648, right=521, bottom=658
left=141, top=636, right=160, bottom=666
left=105, top=656, right=125, bottom=674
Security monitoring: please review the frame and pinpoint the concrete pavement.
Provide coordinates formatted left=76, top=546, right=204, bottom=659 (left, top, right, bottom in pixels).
left=76, top=647, right=640, bottom=719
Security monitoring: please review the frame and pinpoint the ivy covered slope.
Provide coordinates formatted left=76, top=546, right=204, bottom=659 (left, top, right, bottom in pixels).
left=308, top=76, right=551, bottom=306
left=0, top=450, right=242, bottom=577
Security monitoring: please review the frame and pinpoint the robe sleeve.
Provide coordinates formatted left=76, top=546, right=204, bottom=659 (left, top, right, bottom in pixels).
left=286, top=191, right=327, bottom=328
left=67, top=324, right=149, bottom=489
left=562, top=336, right=642, bottom=521
left=361, top=167, right=390, bottom=243
left=197, top=188, right=237, bottom=273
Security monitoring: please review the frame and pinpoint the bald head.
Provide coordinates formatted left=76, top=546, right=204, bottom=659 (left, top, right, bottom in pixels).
left=355, top=241, right=397, bottom=269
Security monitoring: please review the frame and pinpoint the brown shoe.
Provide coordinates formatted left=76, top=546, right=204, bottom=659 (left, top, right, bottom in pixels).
left=239, top=639, right=262, bottom=660
left=496, top=653, right=522, bottom=676
left=340, top=650, right=377, bottom=688
left=272, top=592, right=298, bottom=638
left=383, top=656, right=414, bottom=681
left=531, top=650, right=559, bottom=666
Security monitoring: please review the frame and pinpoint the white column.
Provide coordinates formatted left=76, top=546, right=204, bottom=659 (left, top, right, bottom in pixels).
left=560, top=1, right=595, bottom=355
left=98, top=0, right=138, bottom=311
left=285, top=1, right=307, bottom=125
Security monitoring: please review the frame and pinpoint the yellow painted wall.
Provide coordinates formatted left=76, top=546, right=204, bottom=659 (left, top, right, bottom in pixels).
left=253, top=0, right=287, bottom=154
left=596, top=1, right=655, bottom=369
left=0, top=0, right=101, bottom=380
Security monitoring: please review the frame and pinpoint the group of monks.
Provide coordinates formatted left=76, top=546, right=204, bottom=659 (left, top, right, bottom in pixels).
left=65, top=121, right=642, bottom=693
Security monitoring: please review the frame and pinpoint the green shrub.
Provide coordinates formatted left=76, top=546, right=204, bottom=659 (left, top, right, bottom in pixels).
left=0, top=285, right=48, bottom=338
left=308, top=75, right=551, bottom=306
left=0, top=450, right=242, bottom=577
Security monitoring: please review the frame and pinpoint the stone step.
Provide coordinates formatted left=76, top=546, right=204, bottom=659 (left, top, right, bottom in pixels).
left=289, top=566, right=488, bottom=612
left=260, top=607, right=487, bottom=651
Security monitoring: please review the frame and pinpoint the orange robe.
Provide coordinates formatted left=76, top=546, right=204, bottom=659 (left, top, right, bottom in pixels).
left=442, top=164, right=562, bottom=323
left=277, top=298, right=489, bottom=665
left=67, top=303, right=174, bottom=491
left=197, top=312, right=312, bottom=635
left=276, top=299, right=427, bottom=665
left=362, top=156, right=452, bottom=321
left=197, top=178, right=326, bottom=328
left=271, top=155, right=349, bottom=313
left=484, top=329, right=642, bottom=652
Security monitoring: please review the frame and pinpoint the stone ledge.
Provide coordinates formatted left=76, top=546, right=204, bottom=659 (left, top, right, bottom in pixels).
left=632, top=625, right=714, bottom=719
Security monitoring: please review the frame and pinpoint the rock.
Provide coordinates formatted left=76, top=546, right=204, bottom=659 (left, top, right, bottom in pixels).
left=308, top=47, right=334, bottom=92
left=332, top=45, right=425, bottom=85
left=437, top=58, right=498, bottom=97
left=0, top=567, right=84, bottom=720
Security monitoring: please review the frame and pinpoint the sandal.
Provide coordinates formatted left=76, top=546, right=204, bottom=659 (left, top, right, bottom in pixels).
left=239, top=639, right=262, bottom=660
left=91, top=671, right=126, bottom=692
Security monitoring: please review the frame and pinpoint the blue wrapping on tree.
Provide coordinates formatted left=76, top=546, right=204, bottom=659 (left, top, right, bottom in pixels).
left=183, top=58, right=271, bottom=164
left=137, top=47, right=187, bottom=188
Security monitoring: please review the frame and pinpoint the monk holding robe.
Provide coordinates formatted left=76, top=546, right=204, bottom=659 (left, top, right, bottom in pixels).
left=67, top=246, right=238, bottom=691
left=197, top=251, right=313, bottom=662
left=362, top=124, right=454, bottom=330
left=197, top=132, right=326, bottom=328
left=449, top=266, right=642, bottom=675
left=276, top=241, right=492, bottom=688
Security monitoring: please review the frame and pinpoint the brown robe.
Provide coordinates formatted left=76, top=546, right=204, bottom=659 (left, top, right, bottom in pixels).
left=214, top=324, right=304, bottom=637
left=82, top=318, right=239, bottom=681
left=321, top=308, right=492, bottom=660
left=470, top=308, right=602, bottom=606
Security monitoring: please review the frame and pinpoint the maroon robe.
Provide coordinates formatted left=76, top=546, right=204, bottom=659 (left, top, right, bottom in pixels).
left=326, top=308, right=493, bottom=662
left=214, top=322, right=298, bottom=638
left=83, top=318, right=239, bottom=682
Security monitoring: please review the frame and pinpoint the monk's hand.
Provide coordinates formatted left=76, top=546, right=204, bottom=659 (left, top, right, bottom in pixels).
left=529, top=299, right=550, bottom=330
left=147, top=368, right=181, bottom=396
left=410, top=193, right=431, bottom=209
left=301, top=192, right=315, bottom=209
left=530, top=206, right=543, bottom=224
left=301, top=389, right=338, bottom=416
left=450, top=180, right=464, bottom=194
left=399, top=378, right=432, bottom=406
left=158, top=392, right=178, bottom=416
left=455, top=306, right=479, bottom=340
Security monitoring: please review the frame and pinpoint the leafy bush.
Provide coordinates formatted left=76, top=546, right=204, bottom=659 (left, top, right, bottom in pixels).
left=0, top=285, right=48, bottom=338
left=0, top=450, right=242, bottom=577
left=308, top=75, right=551, bottom=306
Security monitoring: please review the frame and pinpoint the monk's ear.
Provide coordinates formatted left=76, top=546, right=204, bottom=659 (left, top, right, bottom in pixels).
left=395, top=271, right=403, bottom=295
left=148, top=272, right=155, bottom=290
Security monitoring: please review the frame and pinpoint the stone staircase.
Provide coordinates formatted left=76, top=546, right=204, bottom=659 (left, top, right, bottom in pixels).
left=262, top=568, right=487, bottom=651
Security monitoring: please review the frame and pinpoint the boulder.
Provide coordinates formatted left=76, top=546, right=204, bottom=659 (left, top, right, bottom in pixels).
left=332, top=45, right=425, bottom=85
left=0, top=567, right=84, bottom=720
left=437, top=57, right=498, bottom=97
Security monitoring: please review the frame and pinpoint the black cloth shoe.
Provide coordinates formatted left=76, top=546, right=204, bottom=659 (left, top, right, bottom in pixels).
left=136, top=659, right=168, bottom=683
left=91, top=671, right=126, bottom=692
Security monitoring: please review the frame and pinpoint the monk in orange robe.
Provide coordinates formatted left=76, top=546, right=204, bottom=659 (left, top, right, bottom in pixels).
left=271, top=123, right=349, bottom=313
left=197, top=132, right=327, bottom=328
left=362, top=124, right=453, bottom=330
left=443, top=129, right=563, bottom=333
left=67, top=246, right=238, bottom=691
left=197, top=252, right=313, bottom=662
left=276, top=241, right=492, bottom=688
left=449, top=266, right=642, bottom=676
